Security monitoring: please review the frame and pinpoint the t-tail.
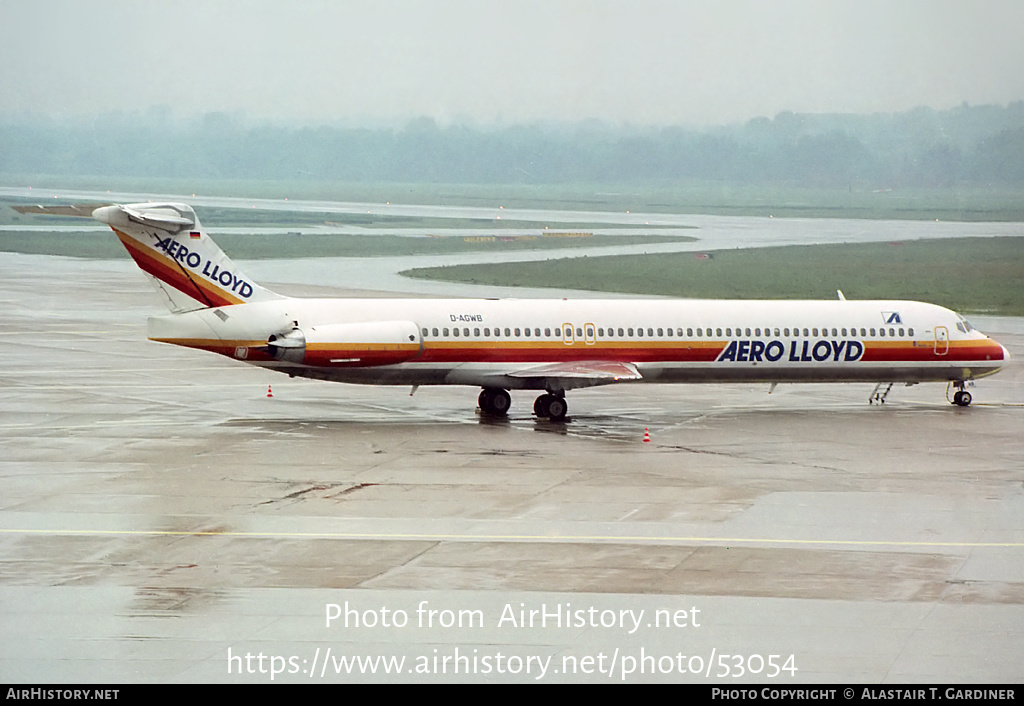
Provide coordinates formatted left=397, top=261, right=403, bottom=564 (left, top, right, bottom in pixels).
left=92, top=202, right=283, bottom=313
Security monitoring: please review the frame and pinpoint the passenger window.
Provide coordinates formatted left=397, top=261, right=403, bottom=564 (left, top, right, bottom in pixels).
left=666, top=328, right=673, bottom=337
left=879, top=329, right=885, bottom=337
left=725, top=328, right=732, bottom=337
left=524, top=328, right=531, bottom=337
left=899, top=328, right=905, bottom=337
left=432, top=328, right=439, bottom=337
left=908, top=328, right=914, bottom=337
left=474, top=328, right=480, bottom=337
left=483, top=327, right=490, bottom=336
left=453, top=328, right=460, bottom=337
left=687, top=328, right=694, bottom=337
left=618, top=328, right=625, bottom=337
left=576, top=328, right=583, bottom=338
left=628, top=328, right=634, bottom=336
left=658, top=328, right=664, bottom=336
left=716, top=328, right=723, bottom=337
left=422, top=328, right=428, bottom=337
left=464, top=328, right=470, bottom=337
left=504, top=328, right=511, bottom=337
left=443, top=328, right=450, bottom=336
left=514, top=328, right=521, bottom=337
left=545, top=328, right=551, bottom=337
left=637, top=328, right=644, bottom=337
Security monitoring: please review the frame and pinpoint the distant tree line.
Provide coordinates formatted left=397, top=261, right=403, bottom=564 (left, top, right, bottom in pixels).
left=2, top=103, right=1023, bottom=186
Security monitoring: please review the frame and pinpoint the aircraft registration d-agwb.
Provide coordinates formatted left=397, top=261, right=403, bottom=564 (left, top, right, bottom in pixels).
left=91, top=202, right=1008, bottom=420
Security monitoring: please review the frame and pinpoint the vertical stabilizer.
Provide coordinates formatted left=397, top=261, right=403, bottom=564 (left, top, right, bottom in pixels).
left=93, top=203, right=283, bottom=312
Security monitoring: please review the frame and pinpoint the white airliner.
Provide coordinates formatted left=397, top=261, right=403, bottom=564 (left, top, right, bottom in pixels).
left=91, top=201, right=1008, bottom=420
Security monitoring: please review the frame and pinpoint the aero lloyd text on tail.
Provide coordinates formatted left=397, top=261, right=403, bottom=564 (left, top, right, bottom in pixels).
left=92, top=203, right=281, bottom=312
left=91, top=202, right=1008, bottom=421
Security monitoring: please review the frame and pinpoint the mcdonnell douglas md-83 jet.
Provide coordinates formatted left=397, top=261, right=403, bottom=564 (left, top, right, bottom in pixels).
left=86, top=202, right=1007, bottom=421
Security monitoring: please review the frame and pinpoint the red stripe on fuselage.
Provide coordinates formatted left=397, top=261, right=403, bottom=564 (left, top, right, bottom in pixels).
left=861, top=340, right=1006, bottom=363
left=416, top=343, right=725, bottom=364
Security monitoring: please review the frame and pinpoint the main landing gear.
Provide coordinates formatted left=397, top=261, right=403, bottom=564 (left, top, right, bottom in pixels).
left=478, top=388, right=511, bottom=416
left=533, top=392, right=568, bottom=422
left=477, top=388, right=569, bottom=422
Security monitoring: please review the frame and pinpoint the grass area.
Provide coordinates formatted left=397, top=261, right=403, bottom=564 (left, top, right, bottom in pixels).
left=403, top=237, right=1024, bottom=316
left=5, top=176, right=1024, bottom=221
left=0, top=229, right=694, bottom=260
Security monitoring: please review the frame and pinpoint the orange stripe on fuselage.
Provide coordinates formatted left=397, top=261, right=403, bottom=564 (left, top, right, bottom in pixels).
left=149, top=337, right=274, bottom=360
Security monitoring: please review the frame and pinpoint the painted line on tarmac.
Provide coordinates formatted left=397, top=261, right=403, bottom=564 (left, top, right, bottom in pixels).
left=2, top=526, right=1022, bottom=548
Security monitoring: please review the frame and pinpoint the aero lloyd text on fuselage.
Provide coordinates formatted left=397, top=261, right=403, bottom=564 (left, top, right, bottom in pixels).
left=717, top=339, right=864, bottom=363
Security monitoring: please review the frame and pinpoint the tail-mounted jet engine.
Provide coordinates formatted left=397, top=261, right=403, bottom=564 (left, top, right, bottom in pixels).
left=267, top=321, right=422, bottom=367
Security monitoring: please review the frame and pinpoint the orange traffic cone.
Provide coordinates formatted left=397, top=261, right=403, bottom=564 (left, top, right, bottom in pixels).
left=266, top=385, right=274, bottom=398
left=643, top=428, right=650, bottom=443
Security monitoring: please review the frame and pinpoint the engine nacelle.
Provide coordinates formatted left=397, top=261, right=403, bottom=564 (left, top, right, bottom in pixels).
left=267, top=321, right=422, bottom=367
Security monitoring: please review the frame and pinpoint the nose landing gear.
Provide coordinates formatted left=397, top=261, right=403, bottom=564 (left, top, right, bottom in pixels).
left=951, top=381, right=973, bottom=407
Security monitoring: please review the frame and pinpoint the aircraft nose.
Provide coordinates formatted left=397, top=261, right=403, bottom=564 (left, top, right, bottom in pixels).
left=1001, top=344, right=1011, bottom=363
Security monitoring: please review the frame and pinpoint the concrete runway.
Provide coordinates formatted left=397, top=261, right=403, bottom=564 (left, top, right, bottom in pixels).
left=2, top=254, right=1023, bottom=683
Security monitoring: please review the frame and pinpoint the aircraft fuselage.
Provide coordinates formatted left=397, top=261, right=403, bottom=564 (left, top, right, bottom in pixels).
left=147, top=296, right=1008, bottom=390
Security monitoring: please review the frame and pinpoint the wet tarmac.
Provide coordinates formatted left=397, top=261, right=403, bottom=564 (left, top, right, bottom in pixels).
left=2, top=251, right=1023, bottom=683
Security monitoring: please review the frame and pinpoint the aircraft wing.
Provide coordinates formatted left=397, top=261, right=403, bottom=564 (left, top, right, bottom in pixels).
left=505, top=360, right=642, bottom=388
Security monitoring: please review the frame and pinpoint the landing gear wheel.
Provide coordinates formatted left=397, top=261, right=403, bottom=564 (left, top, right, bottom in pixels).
left=533, top=393, right=567, bottom=421
left=533, top=394, right=552, bottom=418
left=546, top=396, right=568, bottom=422
left=953, top=390, right=972, bottom=407
left=479, top=388, right=511, bottom=416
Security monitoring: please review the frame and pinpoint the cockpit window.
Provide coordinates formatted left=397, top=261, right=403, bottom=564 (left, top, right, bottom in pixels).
left=956, top=314, right=974, bottom=332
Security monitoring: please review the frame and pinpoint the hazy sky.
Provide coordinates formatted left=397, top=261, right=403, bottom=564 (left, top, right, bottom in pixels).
left=2, top=0, right=1023, bottom=127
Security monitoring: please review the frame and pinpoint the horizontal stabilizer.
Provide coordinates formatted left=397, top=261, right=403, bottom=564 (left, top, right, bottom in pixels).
left=93, top=204, right=195, bottom=232
left=12, top=203, right=110, bottom=217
